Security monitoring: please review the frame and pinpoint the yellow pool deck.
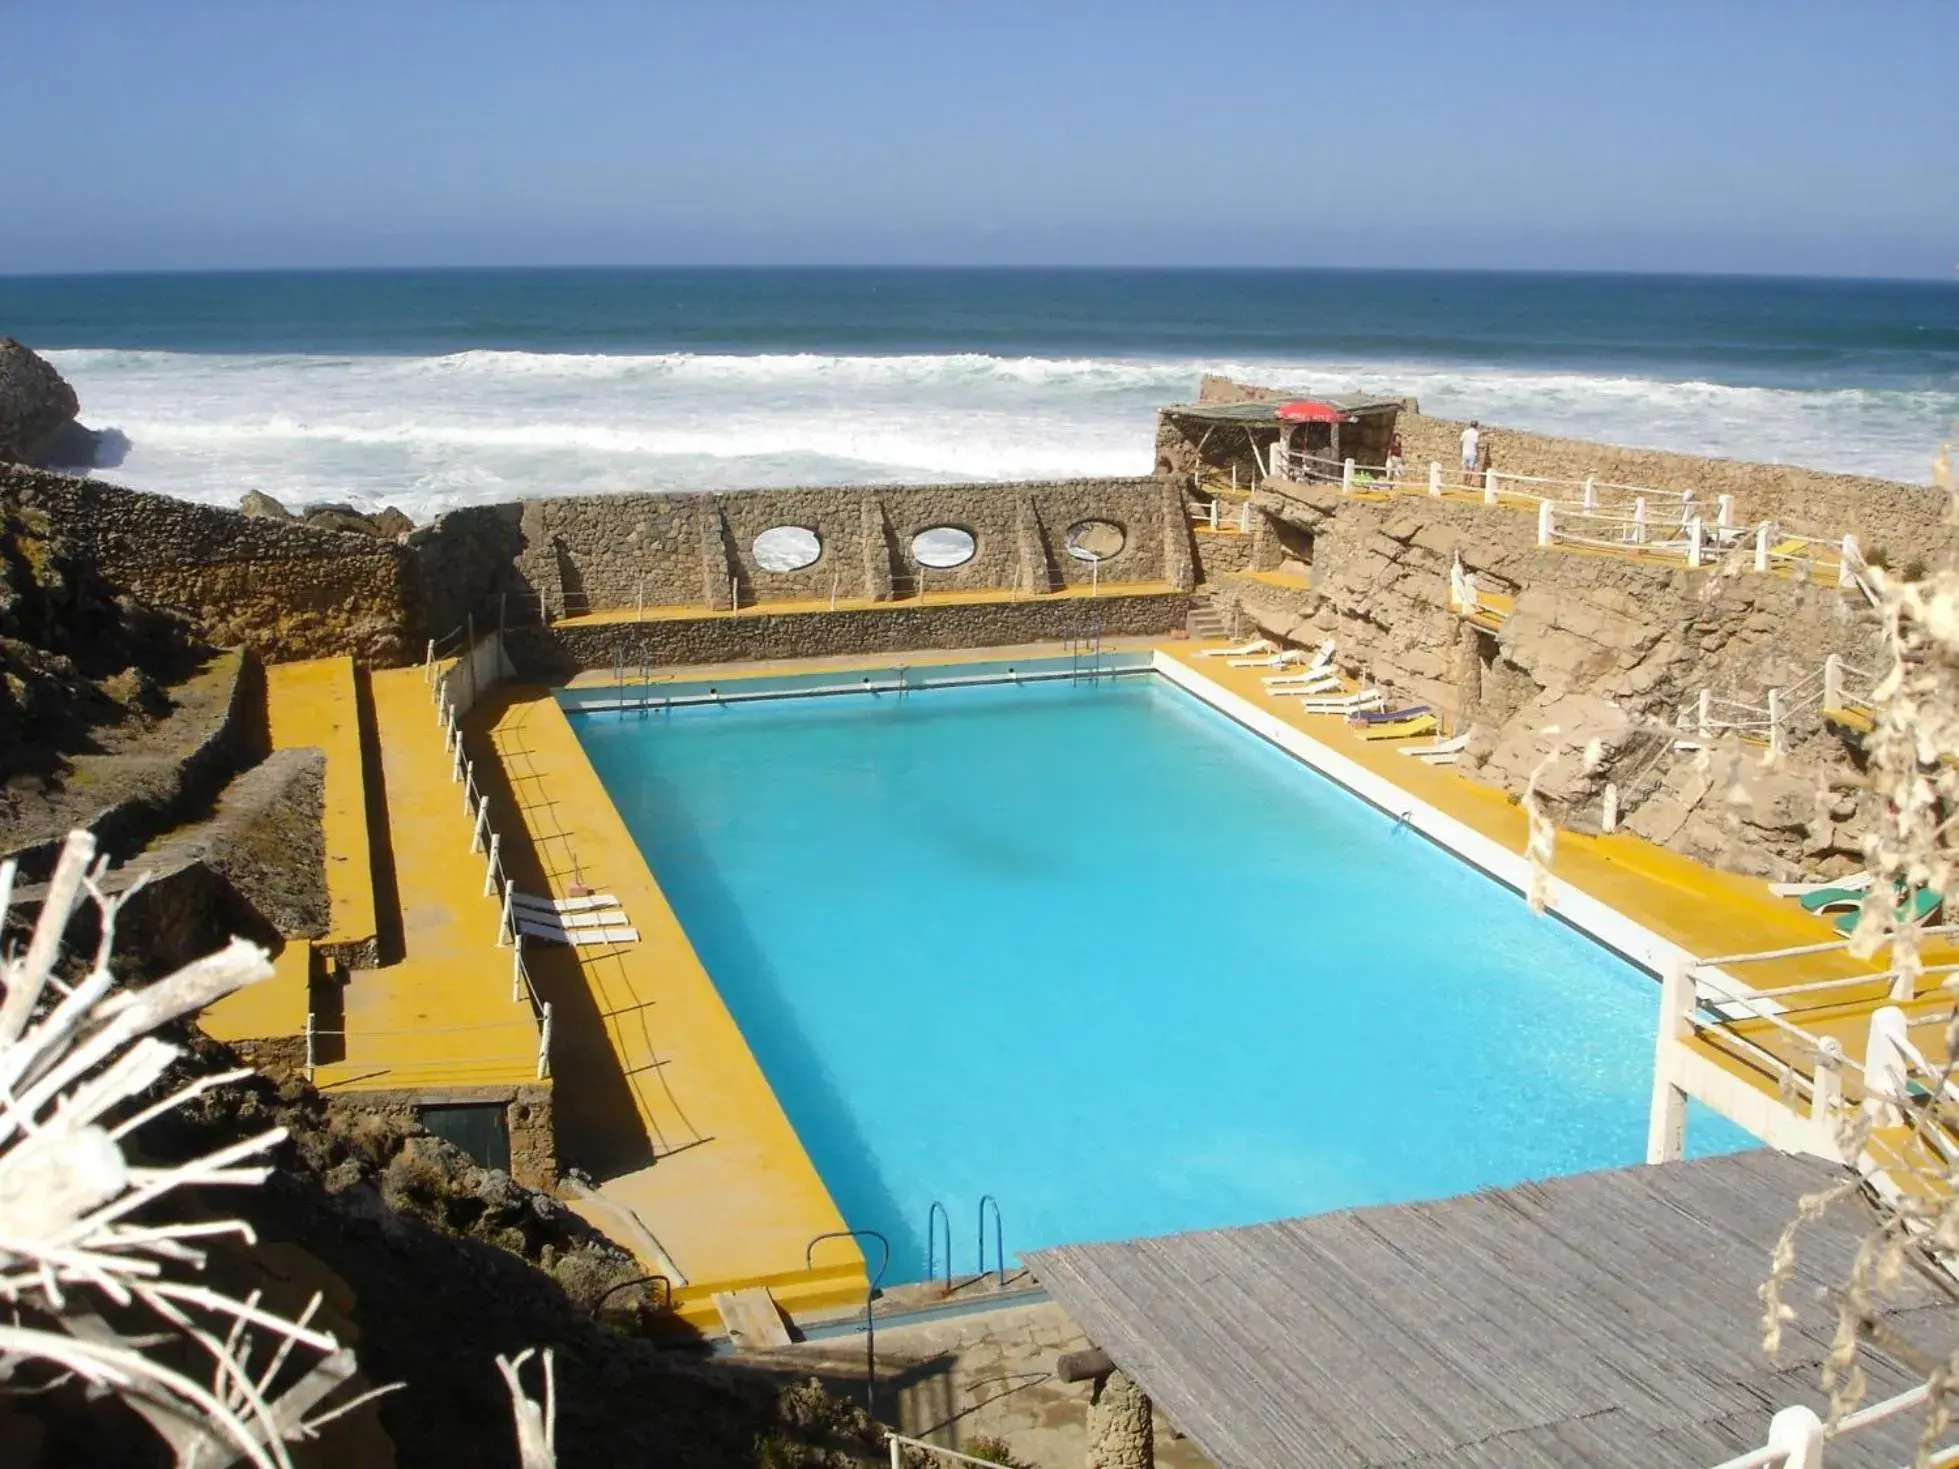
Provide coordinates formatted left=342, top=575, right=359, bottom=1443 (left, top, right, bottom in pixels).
left=472, top=685, right=862, bottom=1324
left=312, top=666, right=541, bottom=1093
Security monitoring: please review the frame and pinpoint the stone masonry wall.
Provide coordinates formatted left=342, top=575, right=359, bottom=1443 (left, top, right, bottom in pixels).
left=3, top=465, right=419, bottom=663
left=505, top=590, right=1190, bottom=679
left=1391, top=412, right=1953, bottom=566
left=476, top=477, right=1182, bottom=623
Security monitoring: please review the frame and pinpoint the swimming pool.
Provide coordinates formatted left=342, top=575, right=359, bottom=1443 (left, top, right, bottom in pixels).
left=567, top=667, right=1748, bottom=1282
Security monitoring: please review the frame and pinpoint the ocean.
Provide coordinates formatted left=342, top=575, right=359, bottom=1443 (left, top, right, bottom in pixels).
left=2, top=268, right=1953, bottom=521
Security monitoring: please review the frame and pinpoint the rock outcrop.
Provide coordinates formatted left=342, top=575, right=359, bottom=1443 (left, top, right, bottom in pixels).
left=0, top=338, right=108, bottom=468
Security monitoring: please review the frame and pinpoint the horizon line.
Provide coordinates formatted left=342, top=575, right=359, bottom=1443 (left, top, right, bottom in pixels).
left=3, top=261, right=1954, bottom=287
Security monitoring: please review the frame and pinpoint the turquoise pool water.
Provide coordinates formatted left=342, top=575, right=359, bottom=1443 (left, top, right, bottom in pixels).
left=568, top=671, right=1749, bottom=1283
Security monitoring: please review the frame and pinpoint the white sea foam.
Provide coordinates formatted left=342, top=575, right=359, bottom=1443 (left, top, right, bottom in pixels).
left=44, top=348, right=1955, bottom=521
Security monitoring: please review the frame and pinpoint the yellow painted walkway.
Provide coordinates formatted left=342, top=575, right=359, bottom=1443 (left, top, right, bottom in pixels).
left=475, top=686, right=861, bottom=1322
left=203, top=656, right=376, bottom=1045
left=313, top=666, right=540, bottom=1092
left=267, top=657, right=377, bottom=956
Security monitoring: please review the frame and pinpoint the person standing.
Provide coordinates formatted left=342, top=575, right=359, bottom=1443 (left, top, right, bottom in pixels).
left=1459, top=420, right=1481, bottom=486
left=1385, top=432, right=1405, bottom=484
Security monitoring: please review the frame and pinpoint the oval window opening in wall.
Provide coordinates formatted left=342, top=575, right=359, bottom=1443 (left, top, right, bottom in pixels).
left=1066, top=519, right=1126, bottom=562
left=752, top=525, right=822, bottom=572
left=911, top=526, right=977, bottom=568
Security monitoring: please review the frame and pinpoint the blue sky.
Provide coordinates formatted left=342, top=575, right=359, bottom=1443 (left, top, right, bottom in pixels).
left=3, top=0, right=1954, bottom=277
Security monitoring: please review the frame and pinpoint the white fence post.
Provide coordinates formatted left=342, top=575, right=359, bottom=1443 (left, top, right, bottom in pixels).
left=1840, top=533, right=1860, bottom=587
left=471, top=802, right=490, bottom=855
left=424, top=639, right=435, bottom=682
left=1865, top=1005, right=1912, bottom=1126
left=1765, top=1404, right=1824, bottom=1469
left=1582, top=474, right=1596, bottom=509
left=1755, top=522, right=1772, bottom=572
left=1647, top=961, right=1693, bottom=1163
left=1767, top=688, right=1784, bottom=757
left=304, top=1012, right=317, bottom=1080
left=1687, top=517, right=1704, bottom=567
left=1632, top=497, right=1648, bottom=544
left=1536, top=500, right=1553, bottom=547
left=498, top=886, right=516, bottom=948
left=1342, top=457, right=1355, bottom=493
left=1697, top=688, right=1713, bottom=738
left=1823, top=652, right=1843, bottom=712
left=1239, top=500, right=1251, bottom=533
left=1811, top=1035, right=1844, bottom=1125
left=1482, top=467, right=1497, bottom=505
left=537, top=1001, right=554, bottom=1080
left=1427, top=461, right=1442, bottom=497
left=512, top=947, right=524, bottom=1004
left=484, top=832, right=501, bottom=897
left=1717, top=493, right=1734, bottom=529
left=1448, top=559, right=1468, bottom=613
left=1602, top=782, right=1619, bottom=833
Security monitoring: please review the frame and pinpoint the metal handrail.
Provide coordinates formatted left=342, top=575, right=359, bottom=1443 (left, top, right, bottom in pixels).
left=977, top=1196, right=1005, bottom=1286
left=591, top=1273, right=673, bottom=1320
left=926, top=1201, right=952, bottom=1294
left=806, top=1229, right=891, bottom=1418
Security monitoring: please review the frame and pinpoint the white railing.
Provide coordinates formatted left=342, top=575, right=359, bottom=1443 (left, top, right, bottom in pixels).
left=1259, top=449, right=1871, bottom=596
left=885, top=1433, right=1025, bottom=1468
left=386, top=633, right=552, bottom=1082
left=1709, top=1382, right=1941, bottom=1468
left=1672, top=650, right=1881, bottom=756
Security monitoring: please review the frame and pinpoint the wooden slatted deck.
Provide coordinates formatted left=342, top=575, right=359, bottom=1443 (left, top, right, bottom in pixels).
left=1029, top=1151, right=1955, bottom=1469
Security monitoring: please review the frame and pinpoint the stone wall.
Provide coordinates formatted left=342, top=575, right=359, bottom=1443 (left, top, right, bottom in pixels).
left=3, top=465, right=420, bottom=663
left=477, top=476, right=1186, bottom=623
left=347, top=1084, right=556, bottom=1190
left=1390, top=412, right=1952, bottom=565
left=506, top=590, right=1191, bottom=679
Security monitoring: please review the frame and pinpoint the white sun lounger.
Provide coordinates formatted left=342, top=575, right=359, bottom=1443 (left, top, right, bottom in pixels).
left=1198, top=638, right=1273, bottom=659
left=1229, top=649, right=1310, bottom=669
left=1261, top=640, right=1337, bottom=684
left=511, top=892, right=622, bottom=915
left=518, top=919, right=640, bottom=947
left=1767, top=872, right=1875, bottom=898
left=1265, top=675, right=1339, bottom=698
left=1400, top=733, right=1472, bottom=760
left=1298, top=691, right=1384, bottom=715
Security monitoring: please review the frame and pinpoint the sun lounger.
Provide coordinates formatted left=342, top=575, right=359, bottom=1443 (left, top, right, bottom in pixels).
left=518, top=918, right=641, bottom=947
left=1229, top=649, right=1311, bottom=668
left=1359, top=713, right=1439, bottom=742
left=1264, top=675, right=1339, bottom=698
left=1400, top=733, right=1471, bottom=760
left=1798, top=884, right=1877, bottom=915
left=1260, top=640, right=1336, bottom=684
left=1199, top=638, right=1273, bottom=659
left=511, top=892, right=622, bottom=915
left=1769, top=873, right=1874, bottom=898
left=1298, top=691, right=1384, bottom=715
left=1833, top=886, right=1941, bottom=937
left=1349, top=704, right=1430, bottom=726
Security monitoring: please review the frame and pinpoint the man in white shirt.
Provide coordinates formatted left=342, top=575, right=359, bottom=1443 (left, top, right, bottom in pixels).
left=1459, top=421, right=1482, bottom=485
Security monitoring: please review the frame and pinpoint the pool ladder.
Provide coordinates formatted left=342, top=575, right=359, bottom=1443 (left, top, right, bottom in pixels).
left=1067, top=613, right=1104, bottom=685
left=924, top=1196, right=1008, bottom=1293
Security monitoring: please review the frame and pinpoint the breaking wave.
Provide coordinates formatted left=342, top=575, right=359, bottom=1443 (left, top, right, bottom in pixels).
left=45, top=348, right=1956, bottom=521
